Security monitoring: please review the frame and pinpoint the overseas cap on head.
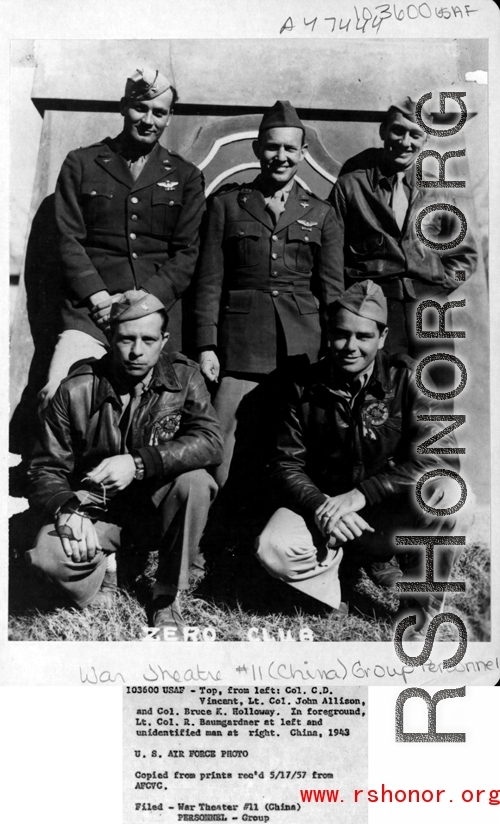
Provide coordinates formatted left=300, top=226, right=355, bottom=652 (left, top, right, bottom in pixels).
left=330, top=280, right=388, bottom=326
left=124, top=67, right=173, bottom=101
left=258, top=100, right=305, bottom=136
left=385, top=96, right=418, bottom=124
left=109, top=290, right=166, bottom=325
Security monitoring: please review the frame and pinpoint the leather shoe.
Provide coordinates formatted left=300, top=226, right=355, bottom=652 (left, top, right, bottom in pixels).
left=367, top=556, right=403, bottom=588
left=87, top=569, right=118, bottom=608
left=153, top=597, right=186, bottom=641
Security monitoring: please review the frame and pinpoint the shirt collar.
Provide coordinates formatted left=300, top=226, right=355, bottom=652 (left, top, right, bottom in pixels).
left=92, top=352, right=182, bottom=412
left=327, top=352, right=392, bottom=397
left=372, top=152, right=416, bottom=191
left=254, top=174, right=296, bottom=199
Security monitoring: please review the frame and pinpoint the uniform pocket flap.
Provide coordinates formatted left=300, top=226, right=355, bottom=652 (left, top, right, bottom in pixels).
left=293, top=293, right=320, bottom=314
left=225, top=221, right=263, bottom=240
left=81, top=182, right=113, bottom=198
left=223, top=289, right=255, bottom=313
left=152, top=186, right=180, bottom=206
left=288, top=223, right=322, bottom=245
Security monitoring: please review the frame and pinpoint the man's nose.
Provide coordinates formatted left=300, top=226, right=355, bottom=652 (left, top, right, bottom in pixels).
left=345, top=335, right=357, bottom=350
left=130, top=340, right=144, bottom=357
left=142, top=109, right=153, bottom=125
left=401, top=131, right=412, bottom=147
left=276, top=146, right=287, bottom=161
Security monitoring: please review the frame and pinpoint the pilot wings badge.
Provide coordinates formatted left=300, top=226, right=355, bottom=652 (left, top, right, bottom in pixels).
left=157, top=181, right=179, bottom=190
left=297, top=219, right=318, bottom=229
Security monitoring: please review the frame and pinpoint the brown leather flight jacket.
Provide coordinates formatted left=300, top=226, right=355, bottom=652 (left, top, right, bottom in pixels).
left=268, top=350, right=460, bottom=520
left=28, top=352, right=224, bottom=518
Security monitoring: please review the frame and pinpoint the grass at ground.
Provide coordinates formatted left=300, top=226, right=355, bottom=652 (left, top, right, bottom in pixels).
left=8, top=541, right=489, bottom=643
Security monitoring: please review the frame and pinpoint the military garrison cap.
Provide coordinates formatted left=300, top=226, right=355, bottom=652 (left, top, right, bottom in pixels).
left=125, top=67, right=174, bottom=101
left=258, top=100, right=305, bottom=136
left=385, top=96, right=418, bottom=124
left=109, top=290, right=166, bottom=325
left=330, top=280, right=388, bottom=325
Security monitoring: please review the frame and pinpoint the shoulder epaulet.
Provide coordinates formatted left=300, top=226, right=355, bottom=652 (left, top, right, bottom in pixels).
left=169, top=351, right=200, bottom=370
left=73, top=138, right=109, bottom=152
left=59, top=361, right=96, bottom=384
left=389, top=352, right=417, bottom=372
left=166, top=148, right=201, bottom=171
left=295, top=180, right=330, bottom=204
left=212, top=181, right=249, bottom=198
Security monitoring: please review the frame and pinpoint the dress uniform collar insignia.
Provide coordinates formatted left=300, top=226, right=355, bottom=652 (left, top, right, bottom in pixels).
left=157, top=180, right=178, bottom=189
left=297, top=219, right=318, bottom=228
left=300, top=201, right=310, bottom=208
left=102, top=158, right=112, bottom=163
left=241, top=196, right=248, bottom=202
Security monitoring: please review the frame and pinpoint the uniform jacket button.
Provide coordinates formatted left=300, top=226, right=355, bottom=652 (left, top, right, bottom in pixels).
left=271, top=290, right=279, bottom=297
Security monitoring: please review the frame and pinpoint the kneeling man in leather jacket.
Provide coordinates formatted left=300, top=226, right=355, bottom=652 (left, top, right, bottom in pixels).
left=256, top=280, right=471, bottom=636
left=27, top=291, right=223, bottom=640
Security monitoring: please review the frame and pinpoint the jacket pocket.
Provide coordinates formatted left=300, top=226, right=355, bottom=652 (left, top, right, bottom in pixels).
left=284, top=223, right=322, bottom=272
left=224, top=220, right=263, bottom=267
left=293, top=293, right=319, bottom=314
left=81, top=181, right=114, bottom=228
left=222, top=289, right=255, bottom=313
left=348, top=233, right=385, bottom=259
left=151, top=186, right=182, bottom=237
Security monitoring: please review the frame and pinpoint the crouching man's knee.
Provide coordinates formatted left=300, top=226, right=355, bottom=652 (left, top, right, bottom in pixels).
left=255, top=508, right=304, bottom=580
left=169, top=469, right=218, bottom=505
left=25, top=523, right=108, bottom=608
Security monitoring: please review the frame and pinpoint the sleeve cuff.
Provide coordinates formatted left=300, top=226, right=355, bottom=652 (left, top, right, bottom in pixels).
left=135, top=446, right=164, bottom=480
left=45, top=491, right=80, bottom=519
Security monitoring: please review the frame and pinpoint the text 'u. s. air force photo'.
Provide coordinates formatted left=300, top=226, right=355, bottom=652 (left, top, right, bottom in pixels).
left=7, top=32, right=494, bottom=687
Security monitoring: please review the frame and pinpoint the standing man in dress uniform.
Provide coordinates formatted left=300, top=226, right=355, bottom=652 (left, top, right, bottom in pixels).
left=194, top=100, right=341, bottom=490
left=28, top=292, right=223, bottom=639
left=256, top=280, right=471, bottom=635
left=328, top=97, right=477, bottom=358
left=39, top=66, right=206, bottom=407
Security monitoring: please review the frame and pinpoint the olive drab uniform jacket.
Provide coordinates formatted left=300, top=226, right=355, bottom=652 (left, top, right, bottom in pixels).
left=194, top=179, right=342, bottom=374
left=55, top=136, right=206, bottom=349
left=328, top=148, right=477, bottom=301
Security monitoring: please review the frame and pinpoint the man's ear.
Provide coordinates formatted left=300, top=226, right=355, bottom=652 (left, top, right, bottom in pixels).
left=161, top=332, right=170, bottom=350
left=379, top=122, right=387, bottom=142
left=378, top=326, right=389, bottom=350
left=119, top=97, right=128, bottom=117
left=252, top=139, right=261, bottom=160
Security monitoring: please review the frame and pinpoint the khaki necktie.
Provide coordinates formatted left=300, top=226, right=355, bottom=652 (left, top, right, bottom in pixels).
left=391, top=171, right=408, bottom=231
left=266, top=190, right=286, bottom=225
left=119, top=382, right=144, bottom=452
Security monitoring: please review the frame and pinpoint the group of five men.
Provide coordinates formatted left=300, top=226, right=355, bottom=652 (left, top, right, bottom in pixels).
left=25, top=66, right=476, bottom=640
